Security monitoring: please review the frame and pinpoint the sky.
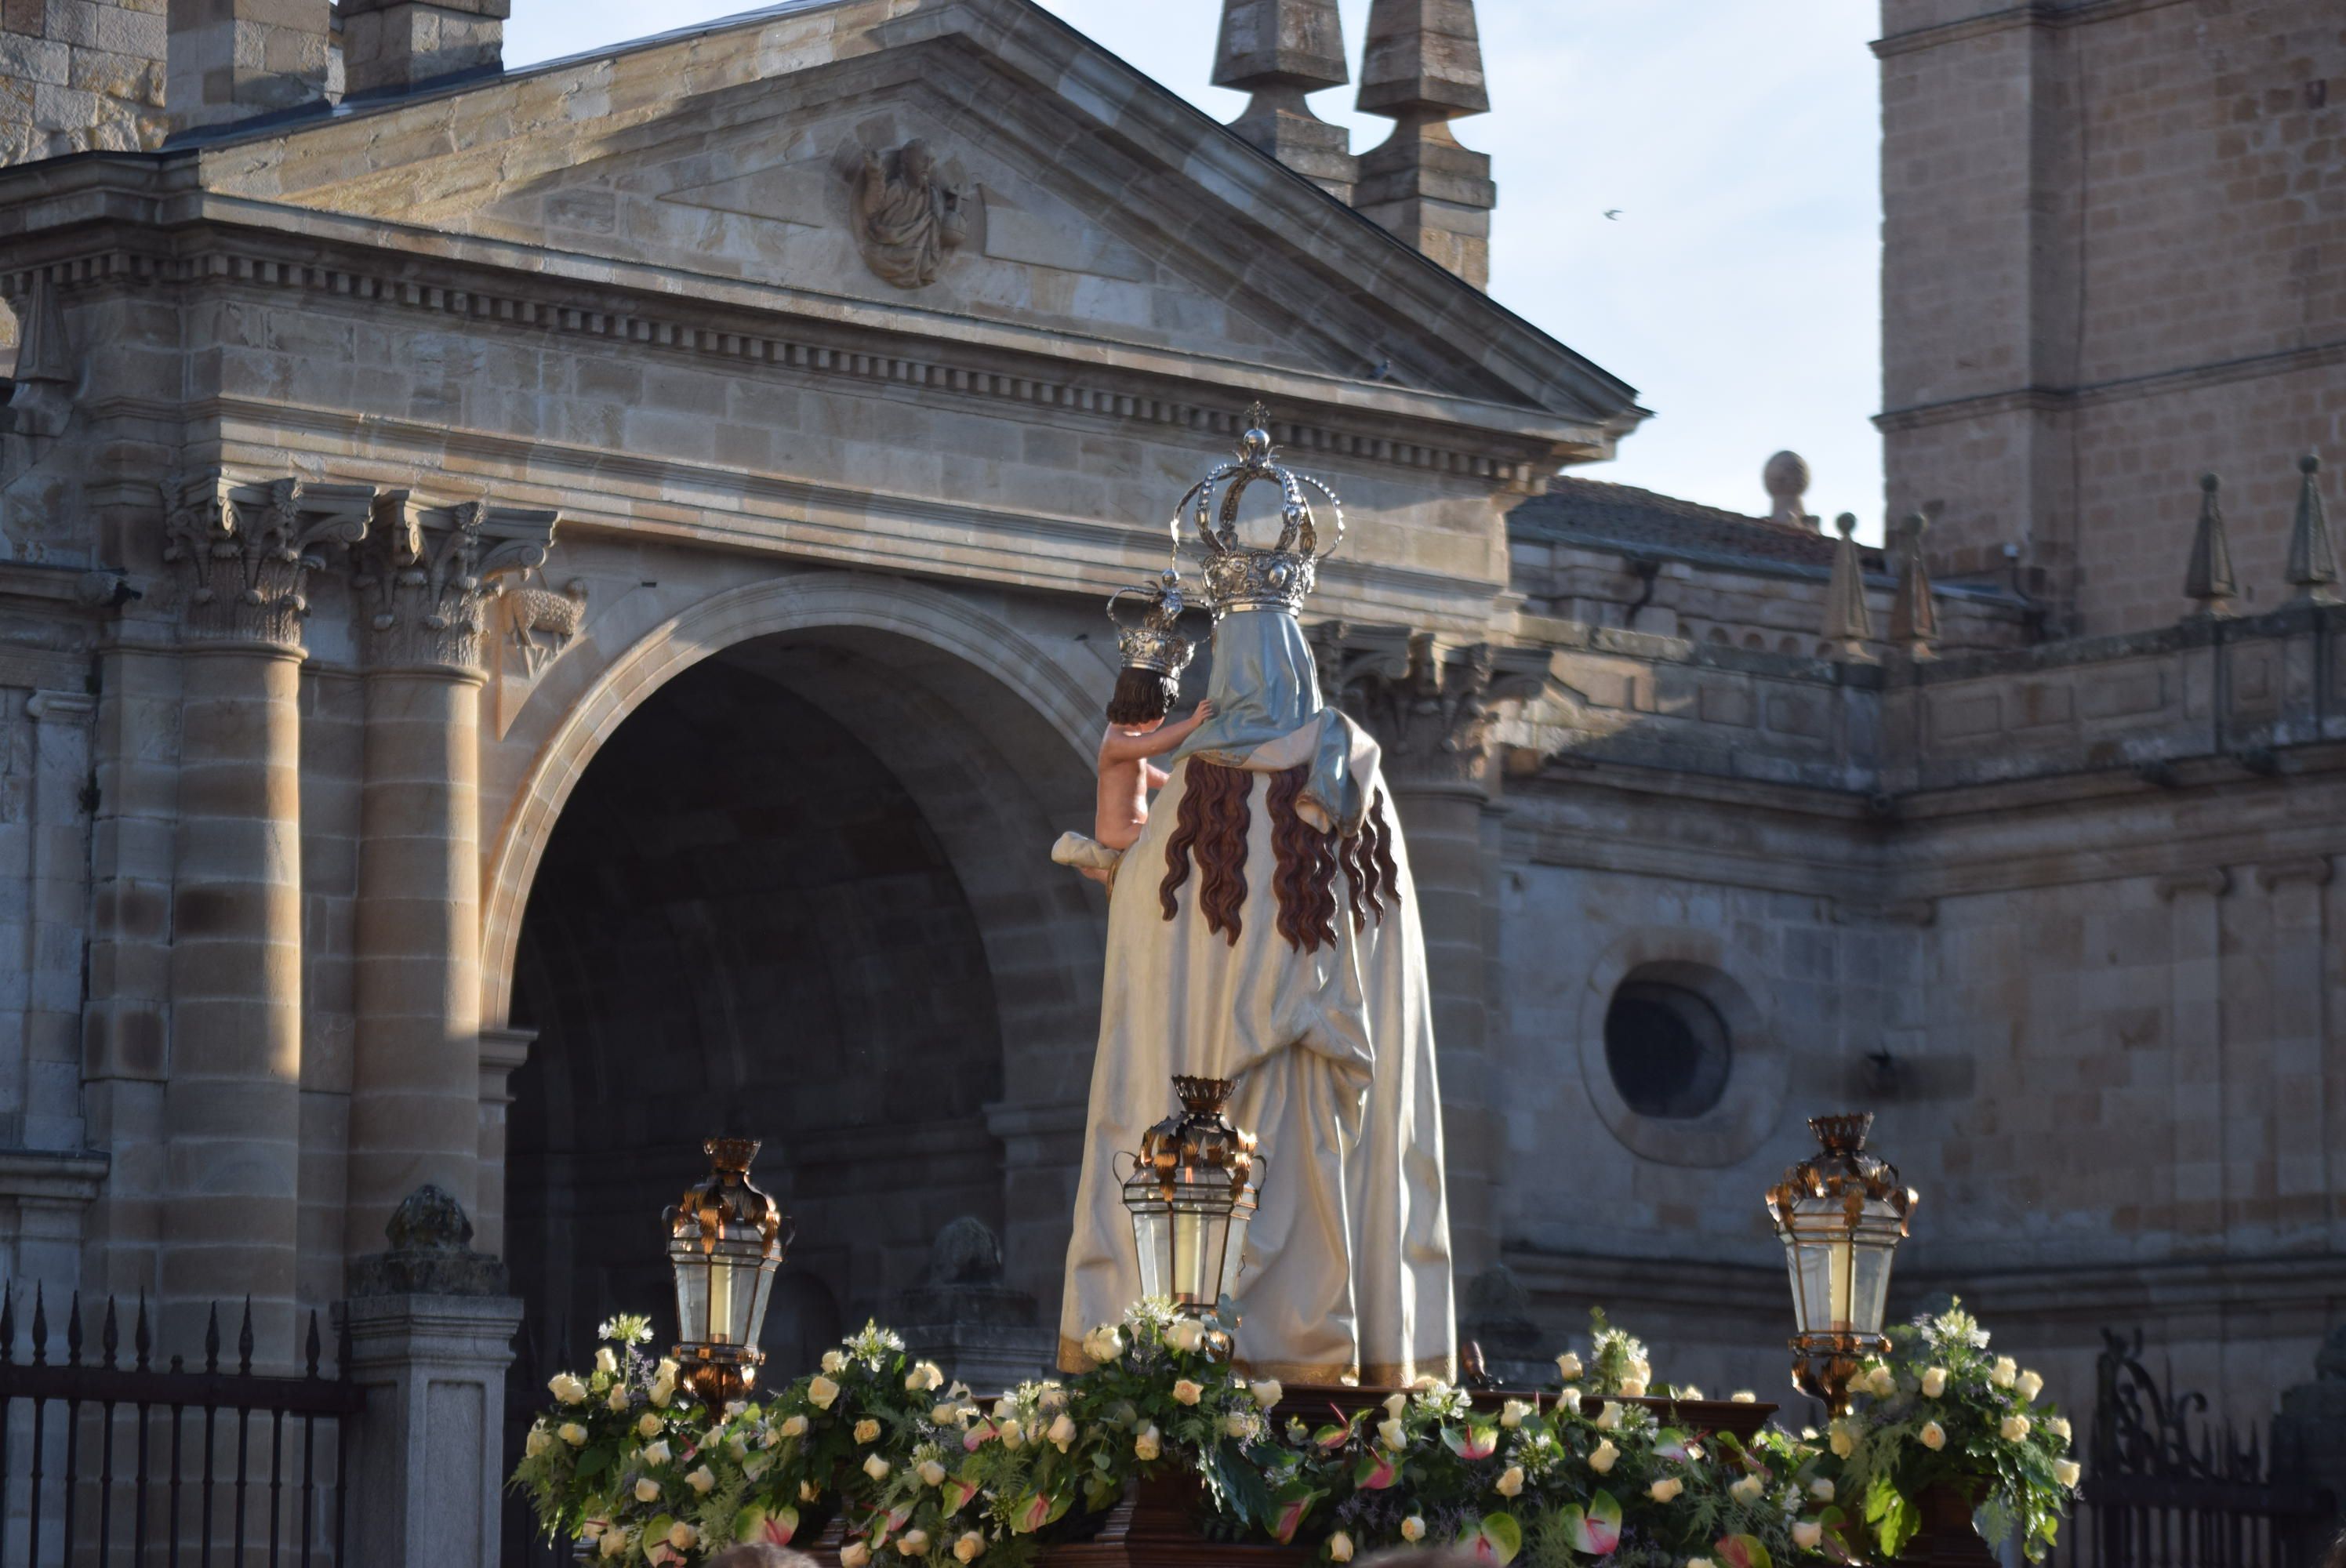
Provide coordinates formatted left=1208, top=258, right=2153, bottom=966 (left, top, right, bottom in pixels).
left=503, top=2, right=1887, bottom=533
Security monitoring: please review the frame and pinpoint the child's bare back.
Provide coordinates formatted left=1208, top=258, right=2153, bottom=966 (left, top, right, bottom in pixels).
left=1095, top=701, right=1212, bottom=851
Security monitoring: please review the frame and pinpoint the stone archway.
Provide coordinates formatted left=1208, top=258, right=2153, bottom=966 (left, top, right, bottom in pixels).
left=487, top=572, right=1109, bottom=1373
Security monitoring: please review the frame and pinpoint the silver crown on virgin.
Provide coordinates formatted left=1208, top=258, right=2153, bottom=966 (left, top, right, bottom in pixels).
left=1107, top=568, right=1197, bottom=677
left=1171, top=401, right=1345, bottom=617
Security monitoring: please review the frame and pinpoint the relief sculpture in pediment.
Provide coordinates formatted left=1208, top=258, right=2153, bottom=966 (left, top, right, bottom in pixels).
left=846, top=139, right=968, bottom=288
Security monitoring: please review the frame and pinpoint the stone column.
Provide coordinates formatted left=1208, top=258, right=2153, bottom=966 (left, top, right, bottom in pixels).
left=342, top=1185, right=522, bottom=1568
left=160, top=475, right=370, bottom=1356
left=345, top=497, right=555, bottom=1265
left=1320, top=626, right=1546, bottom=1283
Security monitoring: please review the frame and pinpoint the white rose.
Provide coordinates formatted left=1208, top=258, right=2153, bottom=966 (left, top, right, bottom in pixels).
left=908, top=1362, right=945, bottom=1392
left=841, top=1543, right=872, bottom=1568
left=808, top=1376, right=841, bottom=1410
left=1166, top=1319, right=1206, bottom=1355
left=1499, top=1399, right=1530, bottom=1428
left=864, top=1454, right=892, bottom=1481
left=1328, top=1530, right=1355, bottom=1563
left=2002, top=1414, right=2032, bottom=1441
left=954, top=1531, right=986, bottom=1563
left=654, top=1357, right=678, bottom=1382
left=1172, top=1379, right=1204, bottom=1406
left=525, top=1427, right=553, bottom=1458
left=1829, top=1422, right=1855, bottom=1459
left=637, top=1413, right=663, bottom=1439
left=1793, top=1525, right=1824, bottom=1552
left=1084, top=1326, right=1126, bottom=1363
left=558, top=1422, right=588, bottom=1446
left=1496, top=1465, right=1524, bottom=1498
left=897, top=1530, right=930, bottom=1556
left=605, top=1384, right=629, bottom=1412
left=933, top=1403, right=964, bottom=1426
left=1620, top=1378, right=1648, bottom=1399
left=1049, top=1414, right=1077, bottom=1450
left=648, top=1377, right=675, bottom=1410
left=1378, top=1418, right=1406, bottom=1450
left=1556, top=1352, right=1584, bottom=1382
left=2055, top=1458, right=2082, bottom=1489
left=1400, top=1518, right=1426, bottom=1543
left=1589, top=1438, right=1618, bottom=1474
left=1730, top=1475, right=1764, bottom=1505
left=781, top=1414, right=809, bottom=1438
left=800, top=1481, right=819, bottom=1503
left=642, top=1439, right=671, bottom=1467
left=1991, top=1356, right=2017, bottom=1389
left=1251, top=1379, right=1284, bottom=1409
left=1810, top=1479, right=1836, bottom=1501
left=1650, top=1478, right=1683, bottom=1503
left=1868, top=1367, right=1898, bottom=1397
left=919, top=1459, right=949, bottom=1486
left=1919, top=1421, right=1946, bottom=1451
left=2049, top=1416, right=2072, bottom=1445
left=997, top=1418, right=1024, bottom=1450
left=823, top=1350, right=848, bottom=1374
left=1730, top=1391, right=1757, bottom=1404
left=550, top=1373, right=589, bottom=1405
left=729, top=1436, right=750, bottom=1461
left=1224, top=1411, right=1251, bottom=1439
left=634, top=1478, right=660, bottom=1503
left=1383, top=1392, right=1409, bottom=1420
left=667, top=1523, right=695, bottom=1552
left=855, top=1418, right=882, bottom=1444
left=686, top=1465, right=715, bottom=1495
left=1134, top=1425, right=1161, bottom=1461
left=595, top=1348, right=619, bottom=1377
left=2017, top=1370, right=2044, bottom=1403
left=1595, top=1401, right=1623, bottom=1432
left=599, top=1528, right=626, bottom=1559
left=1921, top=1367, right=1948, bottom=1398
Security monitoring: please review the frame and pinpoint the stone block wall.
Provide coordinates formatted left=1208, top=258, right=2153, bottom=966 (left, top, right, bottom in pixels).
left=0, top=0, right=165, bottom=165
left=1878, top=0, right=2346, bottom=635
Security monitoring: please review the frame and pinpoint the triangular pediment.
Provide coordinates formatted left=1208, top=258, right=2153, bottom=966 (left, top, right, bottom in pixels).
left=196, top=0, right=1638, bottom=433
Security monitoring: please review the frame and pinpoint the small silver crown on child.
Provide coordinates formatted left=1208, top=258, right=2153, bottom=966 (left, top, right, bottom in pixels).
left=1172, top=401, right=1345, bottom=617
left=1107, top=568, right=1197, bottom=676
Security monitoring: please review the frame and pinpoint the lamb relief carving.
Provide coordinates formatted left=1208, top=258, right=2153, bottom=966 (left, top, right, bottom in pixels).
left=845, top=139, right=968, bottom=288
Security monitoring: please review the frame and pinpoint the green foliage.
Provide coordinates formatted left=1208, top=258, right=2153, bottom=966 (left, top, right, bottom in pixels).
left=512, top=1300, right=2078, bottom=1568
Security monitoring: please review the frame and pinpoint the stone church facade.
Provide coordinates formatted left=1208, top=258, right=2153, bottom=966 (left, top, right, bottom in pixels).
left=0, top=0, right=2337, bottom=1558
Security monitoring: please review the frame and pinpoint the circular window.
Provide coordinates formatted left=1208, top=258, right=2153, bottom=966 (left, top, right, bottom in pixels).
left=1603, top=981, right=1732, bottom=1120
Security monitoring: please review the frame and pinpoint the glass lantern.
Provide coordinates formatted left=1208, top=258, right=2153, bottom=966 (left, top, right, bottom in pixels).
left=666, top=1137, right=793, bottom=1406
left=1765, top=1112, right=1916, bottom=1414
left=1118, top=1076, right=1263, bottom=1325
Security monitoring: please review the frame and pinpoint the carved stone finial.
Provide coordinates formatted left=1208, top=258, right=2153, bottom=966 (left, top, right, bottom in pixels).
left=845, top=139, right=968, bottom=289
left=163, top=474, right=372, bottom=651
left=891, top=1217, right=1036, bottom=1329
left=1323, top=626, right=1546, bottom=793
left=1821, top=512, right=1875, bottom=661
left=354, top=495, right=557, bottom=671
left=1215, top=0, right=1357, bottom=199
left=2183, top=472, right=2239, bottom=619
left=2285, top=452, right=2339, bottom=607
left=1352, top=0, right=1494, bottom=289
left=347, top=1183, right=508, bottom=1298
left=1887, top=511, right=1938, bottom=659
left=1763, top=451, right=1814, bottom=532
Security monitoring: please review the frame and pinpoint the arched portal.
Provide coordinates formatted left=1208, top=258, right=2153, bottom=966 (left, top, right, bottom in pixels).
left=492, top=574, right=1106, bottom=1389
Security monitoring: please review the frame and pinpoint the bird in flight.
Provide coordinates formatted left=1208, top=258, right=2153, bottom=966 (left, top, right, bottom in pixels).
left=1603, top=209, right=1623, bottom=220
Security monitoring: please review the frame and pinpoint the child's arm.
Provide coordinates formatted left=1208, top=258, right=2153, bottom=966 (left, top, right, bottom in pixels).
left=1099, top=701, right=1214, bottom=764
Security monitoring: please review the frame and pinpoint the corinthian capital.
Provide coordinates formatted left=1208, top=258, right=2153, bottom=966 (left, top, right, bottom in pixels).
left=1312, top=623, right=1547, bottom=793
left=355, top=495, right=559, bottom=672
left=164, top=475, right=373, bottom=650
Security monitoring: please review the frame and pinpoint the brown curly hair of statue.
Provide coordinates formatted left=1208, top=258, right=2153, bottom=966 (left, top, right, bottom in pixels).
left=1335, top=788, right=1400, bottom=932
left=1159, top=760, right=1250, bottom=942
left=1267, top=764, right=1341, bottom=953
left=1106, top=665, right=1176, bottom=725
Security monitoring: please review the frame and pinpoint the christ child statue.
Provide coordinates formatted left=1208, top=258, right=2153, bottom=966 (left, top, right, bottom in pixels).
left=1053, top=573, right=1205, bottom=887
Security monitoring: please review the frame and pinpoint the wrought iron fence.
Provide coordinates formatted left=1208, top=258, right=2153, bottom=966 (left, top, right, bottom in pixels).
left=0, top=1285, right=365, bottom=1566
left=2061, top=1328, right=2337, bottom=1568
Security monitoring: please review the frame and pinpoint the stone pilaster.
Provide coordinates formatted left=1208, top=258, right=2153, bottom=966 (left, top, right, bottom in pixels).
left=1214, top=0, right=1357, bottom=200
left=339, top=0, right=507, bottom=99
left=1352, top=0, right=1494, bottom=288
left=159, top=474, right=369, bottom=1357
left=165, top=0, right=333, bottom=132
left=345, top=496, right=554, bottom=1266
left=1315, top=625, right=1547, bottom=1284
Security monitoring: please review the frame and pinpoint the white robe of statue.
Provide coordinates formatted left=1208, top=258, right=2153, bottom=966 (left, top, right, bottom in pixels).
left=1057, top=610, right=1456, bottom=1388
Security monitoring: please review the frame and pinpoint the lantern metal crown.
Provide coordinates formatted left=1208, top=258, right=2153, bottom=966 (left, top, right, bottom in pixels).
left=1106, top=568, right=1198, bottom=678
left=1170, top=402, right=1345, bottom=619
left=1117, top=1076, right=1264, bottom=1330
left=1764, top=1112, right=1917, bottom=1415
left=666, top=1137, right=794, bottom=1406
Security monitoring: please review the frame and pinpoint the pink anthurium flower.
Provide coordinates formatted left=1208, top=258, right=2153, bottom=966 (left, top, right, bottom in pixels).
left=1466, top=1513, right=1523, bottom=1566
left=1716, top=1534, right=1774, bottom=1568
left=1442, top=1425, right=1499, bottom=1461
left=1269, top=1489, right=1321, bottom=1544
left=942, top=1479, right=981, bottom=1515
left=1563, top=1490, right=1623, bottom=1555
left=963, top=1421, right=994, bottom=1453
left=1353, top=1451, right=1400, bottom=1491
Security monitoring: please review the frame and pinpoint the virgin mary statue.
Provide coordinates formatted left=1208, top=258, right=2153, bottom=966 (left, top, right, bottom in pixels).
left=1057, top=414, right=1456, bottom=1388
